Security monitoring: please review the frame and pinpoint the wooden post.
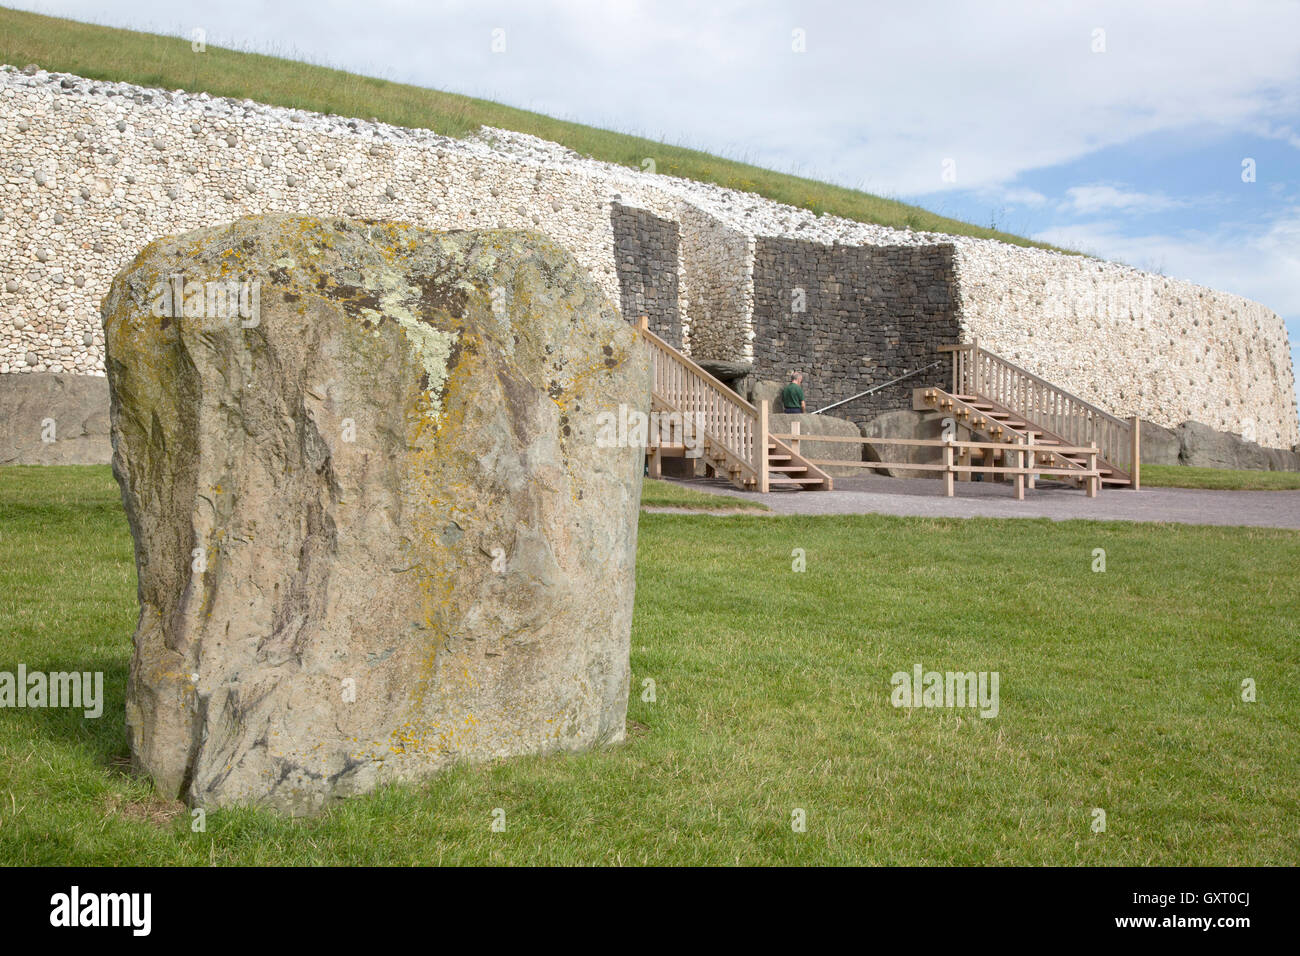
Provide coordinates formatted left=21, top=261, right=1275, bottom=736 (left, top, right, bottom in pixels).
left=1087, top=444, right=1099, bottom=498
left=944, top=441, right=955, bottom=497
left=790, top=420, right=801, bottom=456
left=637, top=315, right=649, bottom=333
left=1026, top=432, right=1036, bottom=491
left=648, top=447, right=661, bottom=479
left=756, top=401, right=770, bottom=493
left=1130, top=415, right=1141, bottom=491
left=1013, top=439, right=1024, bottom=502
left=956, top=421, right=970, bottom=482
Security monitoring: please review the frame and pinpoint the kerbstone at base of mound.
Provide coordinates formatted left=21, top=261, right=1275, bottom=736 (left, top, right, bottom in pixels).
left=1139, top=421, right=1180, bottom=467
left=861, top=409, right=945, bottom=479
left=1266, top=446, right=1300, bottom=471
left=1178, top=420, right=1277, bottom=471
left=103, top=215, right=648, bottom=814
left=749, top=379, right=785, bottom=414
left=0, top=373, right=111, bottom=464
left=770, top=412, right=862, bottom=477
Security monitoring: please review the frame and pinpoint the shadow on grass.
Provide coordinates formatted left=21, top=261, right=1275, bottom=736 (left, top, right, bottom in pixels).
left=3, top=653, right=130, bottom=765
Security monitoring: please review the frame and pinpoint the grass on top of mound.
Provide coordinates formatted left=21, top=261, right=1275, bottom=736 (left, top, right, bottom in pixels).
left=1140, top=464, right=1300, bottom=491
left=0, top=6, right=1071, bottom=252
left=2, top=464, right=1298, bottom=865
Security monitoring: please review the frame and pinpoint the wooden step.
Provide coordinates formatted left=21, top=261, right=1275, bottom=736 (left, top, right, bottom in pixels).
left=1058, top=455, right=1112, bottom=474
left=769, top=476, right=826, bottom=486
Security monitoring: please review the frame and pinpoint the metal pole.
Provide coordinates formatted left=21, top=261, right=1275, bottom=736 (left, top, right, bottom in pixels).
left=812, top=360, right=944, bottom=415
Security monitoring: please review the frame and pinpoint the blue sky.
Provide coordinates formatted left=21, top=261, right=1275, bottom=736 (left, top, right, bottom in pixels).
left=11, top=0, right=1300, bottom=422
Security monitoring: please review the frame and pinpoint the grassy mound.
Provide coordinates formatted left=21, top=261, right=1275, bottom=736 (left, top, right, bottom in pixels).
left=0, top=6, right=1064, bottom=251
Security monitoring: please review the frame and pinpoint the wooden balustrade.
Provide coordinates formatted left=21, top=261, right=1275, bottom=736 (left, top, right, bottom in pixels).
left=941, top=341, right=1137, bottom=485
left=635, top=317, right=761, bottom=488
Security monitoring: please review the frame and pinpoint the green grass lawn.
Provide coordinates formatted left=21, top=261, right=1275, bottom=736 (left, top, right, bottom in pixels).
left=1140, top=464, right=1300, bottom=491
left=641, top=478, right=769, bottom=512
left=1, top=465, right=1297, bottom=865
left=0, top=6, right=1070, bottom=252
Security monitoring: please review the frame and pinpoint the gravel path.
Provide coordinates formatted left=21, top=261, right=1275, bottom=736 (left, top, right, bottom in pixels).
left=659, top=476, right=1300, bottom=529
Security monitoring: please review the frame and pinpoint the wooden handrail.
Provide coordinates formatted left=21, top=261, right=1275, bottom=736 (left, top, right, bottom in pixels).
left=959, top=343, right=1129, bottom=429
left=770, top=432, right=1101, bottom=500
left=771, top=432, right=1105, bottom=454
left=637, top=316, right=758, bottom=489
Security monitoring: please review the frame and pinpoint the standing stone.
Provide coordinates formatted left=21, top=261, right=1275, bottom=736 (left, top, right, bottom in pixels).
left=103, top=214, right=648, bottom=814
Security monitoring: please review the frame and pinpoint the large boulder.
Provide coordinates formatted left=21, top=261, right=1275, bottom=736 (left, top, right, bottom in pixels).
left=0, top=373, right=111, bottom=464
left=1177, top=420, right=1273, bottom=470
left=769, top=412, right=862, bottom=477
left=749, top=378, right=786, bottom=414
left=695, top=358, right=751, bottom=383
left=1139, top=420, right=1180, bottom=467
left=861, top=409, right=946, bottom=479
left=1265, top=446, right=1300, bottom=472
left=103, top=215, right=648, bottom=814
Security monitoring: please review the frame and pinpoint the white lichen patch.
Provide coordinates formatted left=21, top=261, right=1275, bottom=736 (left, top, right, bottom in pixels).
left=395, top=307, right=456, bottom=407
left=326, top=258, right=460, bottom=411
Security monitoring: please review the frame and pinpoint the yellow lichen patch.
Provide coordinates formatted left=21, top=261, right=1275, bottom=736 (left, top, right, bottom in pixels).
left=380, top=309, right=499, bottom=759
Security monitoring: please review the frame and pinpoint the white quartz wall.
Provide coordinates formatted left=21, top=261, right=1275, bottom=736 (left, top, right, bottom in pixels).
left=2, top=65, right=1295, bottom=448
left=954, top=243, right=1299, bottom=448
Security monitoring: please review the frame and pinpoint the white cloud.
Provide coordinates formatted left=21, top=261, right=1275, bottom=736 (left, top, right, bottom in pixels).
left=1063, top=184, right=1188, bottom=215
left=994, top=187, right=1050, bottom=207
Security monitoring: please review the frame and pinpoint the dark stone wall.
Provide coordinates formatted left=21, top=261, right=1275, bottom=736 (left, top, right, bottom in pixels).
left=611, top=203, right=681, bottom=346
left=751, top=239, right=960, bottom=421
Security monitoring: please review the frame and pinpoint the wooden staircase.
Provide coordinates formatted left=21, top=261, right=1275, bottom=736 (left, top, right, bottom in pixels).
left=919, top=342, right=1140, bottom=489
left=635, top=318, right=831, bottom=492
left=764, top=436, right=830, bottom=489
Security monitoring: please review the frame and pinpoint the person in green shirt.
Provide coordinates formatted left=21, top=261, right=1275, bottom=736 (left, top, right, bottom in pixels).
left=779, top=373, right=805, bottom=414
